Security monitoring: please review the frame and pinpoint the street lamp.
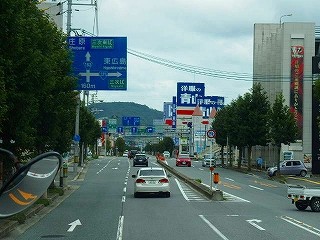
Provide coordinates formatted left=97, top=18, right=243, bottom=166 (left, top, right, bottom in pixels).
left=280, top=14, right=292, bottom=25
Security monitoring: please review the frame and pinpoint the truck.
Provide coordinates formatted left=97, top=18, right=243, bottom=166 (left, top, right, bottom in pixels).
left=287, top=185, right=320, bottom=212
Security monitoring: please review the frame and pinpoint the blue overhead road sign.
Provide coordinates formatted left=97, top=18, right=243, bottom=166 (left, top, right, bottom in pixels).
left=68, top=37, right=127, bottom=91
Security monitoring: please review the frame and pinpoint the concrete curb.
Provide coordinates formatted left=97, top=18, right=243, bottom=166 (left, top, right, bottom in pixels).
left=157, top=160, right=223, bottom=200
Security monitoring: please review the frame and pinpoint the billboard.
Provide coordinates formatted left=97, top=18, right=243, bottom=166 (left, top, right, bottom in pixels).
left=196, top=96, right=225, bottom=118
left=176, top=82, right=205, bottom=107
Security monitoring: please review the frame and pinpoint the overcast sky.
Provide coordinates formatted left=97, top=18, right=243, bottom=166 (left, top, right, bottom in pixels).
left=69, top=0, right=320, bottom=111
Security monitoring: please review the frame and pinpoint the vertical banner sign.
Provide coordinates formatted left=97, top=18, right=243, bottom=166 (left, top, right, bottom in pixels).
left=172, top=96, right=177, bottom=129
left=290, top=46, right=304, bottom=139
left=312, top=85, right=320, bottom=174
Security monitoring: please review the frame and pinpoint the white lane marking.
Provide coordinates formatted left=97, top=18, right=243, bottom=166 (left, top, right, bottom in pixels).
left=116, top=216, right=124, bottom=240
left=249, top=185, right=264, bottom=191
left=123, top=187, right=127, bottom=193
left=225, top=178, right=234, bottom=182
left=96, top=160, right=113, bottom=174
left=281, top=216, right=320, bottom=237
left=175, top=178, right=189, bottom=201
left=199, top=215, right=229, bottom=240
left=246, top=219, right=265, bottom=231
left=122, top=196, right=126, bottom=203
left=67, top=219, right=82, bottom=232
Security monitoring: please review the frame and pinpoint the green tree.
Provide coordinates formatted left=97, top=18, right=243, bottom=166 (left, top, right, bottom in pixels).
left=268, top=93, right=297, bottom=147
left=0, top=0, right=77, bottom=155
left=161, top=137, right=174, bottom=154
left=115, top=137, right=126, bottom=155
left=244, top=83, right=270, bottom=171
left=268, top=93, right=298, bottom=173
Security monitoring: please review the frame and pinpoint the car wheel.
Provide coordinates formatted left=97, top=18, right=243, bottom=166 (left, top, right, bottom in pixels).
left=310, top=198, right=320, bottom=212
left=300, top=170, right=307, bottom=177
left=295, top=200, right=308, bottom=211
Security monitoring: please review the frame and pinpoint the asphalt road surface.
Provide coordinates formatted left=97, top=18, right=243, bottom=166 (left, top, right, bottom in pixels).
left=4, top=156, right=320, bottom=240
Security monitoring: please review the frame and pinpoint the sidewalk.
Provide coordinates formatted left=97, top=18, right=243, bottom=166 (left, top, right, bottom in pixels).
left=0, top=162, right=86, bottom=239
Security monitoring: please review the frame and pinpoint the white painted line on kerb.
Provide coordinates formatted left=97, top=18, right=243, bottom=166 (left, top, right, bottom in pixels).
left=116, top=216, right=124, bottom=240
left=249, top=185, right=264, bottom=191
left=122, top=196, right=126, bottom=203
left=175, top=178, right=189, bottom=201
left=199, top=215, right=229, bottom=240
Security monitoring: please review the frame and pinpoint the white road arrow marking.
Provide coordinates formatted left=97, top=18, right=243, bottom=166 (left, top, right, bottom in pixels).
left=246, top=219, right=265, bottom=231
left=67, top=219, right=82, bottom=232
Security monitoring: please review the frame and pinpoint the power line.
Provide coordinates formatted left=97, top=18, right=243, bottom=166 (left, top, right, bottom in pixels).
left=127, top=48, right=316, bottom=82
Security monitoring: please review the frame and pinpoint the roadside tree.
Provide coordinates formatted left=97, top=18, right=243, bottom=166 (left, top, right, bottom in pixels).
left=0, top=0, right=77, bottom=155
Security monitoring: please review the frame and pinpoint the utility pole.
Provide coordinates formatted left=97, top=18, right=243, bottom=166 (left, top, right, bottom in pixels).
left=66, top=0, right=99, bottom=173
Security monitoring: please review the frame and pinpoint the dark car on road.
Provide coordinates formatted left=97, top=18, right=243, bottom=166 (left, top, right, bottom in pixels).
left=133, top=154, right=149, bottom=167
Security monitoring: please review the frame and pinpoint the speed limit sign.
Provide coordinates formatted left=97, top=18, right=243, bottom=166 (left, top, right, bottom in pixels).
left=207, top=130, right=216, bottom=138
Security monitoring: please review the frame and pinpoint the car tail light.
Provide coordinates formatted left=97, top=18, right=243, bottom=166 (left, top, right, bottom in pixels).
left=288, top=194, right=292, bottom=198
left=136, top=178, right=145, bottom=183
left=159, top=178, right=169, bottom=183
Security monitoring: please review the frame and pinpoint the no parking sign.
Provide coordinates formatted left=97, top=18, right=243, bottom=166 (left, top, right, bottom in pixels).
left=207, top=130, right=216, bottom=138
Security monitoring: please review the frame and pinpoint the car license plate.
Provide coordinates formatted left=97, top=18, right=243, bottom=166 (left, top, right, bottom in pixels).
left=294, top=195, right=299, bottom=202
left=182, top=162, right=186, bottom=165
left=147, top=180, right=156, bottom=184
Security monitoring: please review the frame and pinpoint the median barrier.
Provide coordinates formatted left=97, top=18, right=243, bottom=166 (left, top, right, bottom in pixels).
left=157, top=160, right=223, bottom=201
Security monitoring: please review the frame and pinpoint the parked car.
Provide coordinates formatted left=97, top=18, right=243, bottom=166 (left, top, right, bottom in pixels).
left=132, top=167, right=170, bottom=198
left=267, top=160, right=307, bottom=177
left=176, top=154, right=191, bottom=167
left=133, top=154, right=149, bottom=167
left=202, top=154, right=216, bottom=167
left=163, top=151, right=170, bottom=158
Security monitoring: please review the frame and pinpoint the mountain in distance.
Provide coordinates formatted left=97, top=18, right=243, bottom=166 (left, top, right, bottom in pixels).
left=89, top=102, right=163, bottom=126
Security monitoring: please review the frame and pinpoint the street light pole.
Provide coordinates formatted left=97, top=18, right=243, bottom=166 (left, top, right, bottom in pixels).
left=280, top=14, right=292, bottom=26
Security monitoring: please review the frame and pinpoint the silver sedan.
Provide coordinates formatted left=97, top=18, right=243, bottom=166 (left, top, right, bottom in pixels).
left=132, top=167, right=170, bottom=198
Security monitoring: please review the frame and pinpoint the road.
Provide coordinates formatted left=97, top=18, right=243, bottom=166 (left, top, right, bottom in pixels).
left=4, top=156, right=320, bottom=240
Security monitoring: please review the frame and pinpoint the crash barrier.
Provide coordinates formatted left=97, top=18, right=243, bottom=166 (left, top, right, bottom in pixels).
left=157, top=160, right=223, bottom=201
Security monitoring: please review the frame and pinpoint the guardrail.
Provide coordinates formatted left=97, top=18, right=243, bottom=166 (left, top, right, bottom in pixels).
left=157, top=160, right=223, bottom=200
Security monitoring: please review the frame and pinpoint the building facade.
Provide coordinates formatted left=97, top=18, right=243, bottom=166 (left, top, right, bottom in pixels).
left=253, top=22, right=316, bottom=168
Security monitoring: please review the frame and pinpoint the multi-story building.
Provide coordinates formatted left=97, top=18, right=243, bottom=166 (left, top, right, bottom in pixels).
left=253, top=22, right=317, bottom=170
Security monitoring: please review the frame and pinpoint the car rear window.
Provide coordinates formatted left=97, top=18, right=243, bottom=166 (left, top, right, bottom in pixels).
left=139, top=170, right=165, bottom=176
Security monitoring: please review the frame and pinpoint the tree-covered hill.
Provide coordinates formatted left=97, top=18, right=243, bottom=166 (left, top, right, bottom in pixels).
left=89, top=102, right=163, bottom=126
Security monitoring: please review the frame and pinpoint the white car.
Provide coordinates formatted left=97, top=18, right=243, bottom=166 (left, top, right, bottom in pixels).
left=132, top=167, right=170, bottom=198
left=163, top=151, right=170, bottom=158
